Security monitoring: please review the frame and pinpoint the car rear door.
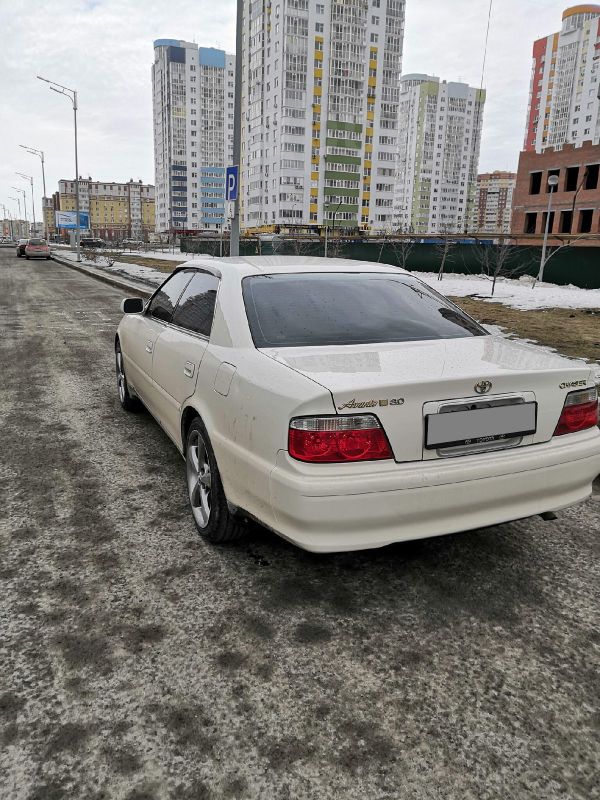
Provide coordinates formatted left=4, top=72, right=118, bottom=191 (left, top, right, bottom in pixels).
left=120, top=270, right=194, bottom=414
left=151, top=271, right=220, bottom=445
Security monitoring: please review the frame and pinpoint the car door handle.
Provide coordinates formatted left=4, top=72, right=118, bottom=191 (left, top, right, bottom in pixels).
left=145, top=341, right=153, bottom=353
left=183, top=361, right=195, bottom=378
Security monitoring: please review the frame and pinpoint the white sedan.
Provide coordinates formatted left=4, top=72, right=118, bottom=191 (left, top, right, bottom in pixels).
left=115, top=257, right=600, bottom=552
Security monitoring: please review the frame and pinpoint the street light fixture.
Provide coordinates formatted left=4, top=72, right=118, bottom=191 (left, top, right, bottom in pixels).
left=537, top=173, right=560, bottom=284
left=37, top=75, right=81, bottom=261
left=16, top=172, right=36, bottom=234
left=20, top=145, right=48, bottom=240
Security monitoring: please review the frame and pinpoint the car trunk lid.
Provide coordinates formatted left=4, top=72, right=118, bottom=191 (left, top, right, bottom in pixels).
left=262, top=336, right=594, bottom=462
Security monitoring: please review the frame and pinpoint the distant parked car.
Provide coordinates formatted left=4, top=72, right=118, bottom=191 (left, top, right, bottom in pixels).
left=80, top=237, right=105, bottom=248
left=122, top=239, right=144, bottom=248
left=24, top=238, right=51, bottom=260
left=16, top=238, right=29, bottom=257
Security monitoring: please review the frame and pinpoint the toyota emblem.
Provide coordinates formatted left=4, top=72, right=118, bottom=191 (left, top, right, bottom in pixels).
left=474, top=380, right=492, bottom=394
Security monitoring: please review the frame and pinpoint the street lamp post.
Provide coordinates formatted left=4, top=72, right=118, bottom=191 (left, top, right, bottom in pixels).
left=16, top=172, right=36, bottom=234
left=20, top=145, right=48, bottom=240
left=537, top=173, right=560, bottom=284
left=9, top=195, right=21, bottom=220
left=11, top=186, right=28, bottom=235
left=38, top=76, right=81, bottom=261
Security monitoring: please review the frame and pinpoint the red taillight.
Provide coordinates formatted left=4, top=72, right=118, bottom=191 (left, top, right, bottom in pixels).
left=288, top=414, right=393, bottom=463
left=554, top=387, right=598, bottom=436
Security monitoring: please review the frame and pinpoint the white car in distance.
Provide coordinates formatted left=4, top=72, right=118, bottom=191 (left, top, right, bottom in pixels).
left=115, top=257, right=600, bottom=552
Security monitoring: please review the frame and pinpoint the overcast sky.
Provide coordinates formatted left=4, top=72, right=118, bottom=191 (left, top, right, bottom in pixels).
left=1, top=0, right=570, bottom=218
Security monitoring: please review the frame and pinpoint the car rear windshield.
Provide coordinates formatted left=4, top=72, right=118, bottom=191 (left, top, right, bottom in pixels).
left=29, top=239, right=46, bottom=245
left=242, top=272, right=486, bottom=348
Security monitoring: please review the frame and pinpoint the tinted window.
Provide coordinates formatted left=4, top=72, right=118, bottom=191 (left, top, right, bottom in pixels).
left=29, top=238, right=46, bottom=245
left=172, top=272, right=219, bottom=337
left=147, top=271, right=193, bottom=323
left=243, top=273, right=486, bottom=348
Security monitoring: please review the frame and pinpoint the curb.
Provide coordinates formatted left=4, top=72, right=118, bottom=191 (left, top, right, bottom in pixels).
left=51, top=254, right=154, bottom=298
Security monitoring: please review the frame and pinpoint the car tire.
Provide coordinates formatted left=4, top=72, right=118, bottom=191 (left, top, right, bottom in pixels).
left=115, top=340, right=140, bottom=412
left=185, top=417, right=245, bottom=544
left=25, top=255, right=29, bottom=260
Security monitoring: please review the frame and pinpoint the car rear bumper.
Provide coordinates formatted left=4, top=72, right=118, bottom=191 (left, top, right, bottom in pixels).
left=269, top=429, right=600, bottom=552
left=25, top=251, right=50, bottom=257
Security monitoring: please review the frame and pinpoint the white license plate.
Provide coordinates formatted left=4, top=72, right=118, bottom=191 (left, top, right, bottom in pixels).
left=425, top=402, right=537, bottom=449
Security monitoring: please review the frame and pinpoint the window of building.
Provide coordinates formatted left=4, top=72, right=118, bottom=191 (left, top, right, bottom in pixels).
left=584, top=163, right=599, bottom=190
left=565, top=166, right=579, bottom=192
left=524, top=212, right=537, bottom=234
left=546, top=169, right=559, bottom=192
left=578, top=209, right=593, bottom=233
left=541, top=210, right=555, bottom=234
left=559, top=209, right=573, bottom=234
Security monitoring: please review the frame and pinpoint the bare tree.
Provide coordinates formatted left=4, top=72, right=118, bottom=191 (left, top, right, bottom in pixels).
left=435, top=224, right=456, bottom=281
left=381, top=225, right=417, bottom=270
left=471, top=236, right=532, bottom=296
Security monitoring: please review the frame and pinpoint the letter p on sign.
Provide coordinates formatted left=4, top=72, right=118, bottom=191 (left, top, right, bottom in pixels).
left=226, top=166, right=239, bottom=201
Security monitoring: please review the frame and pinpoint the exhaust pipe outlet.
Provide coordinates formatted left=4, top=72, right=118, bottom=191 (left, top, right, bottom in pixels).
left=539, top=511, right=558, bottom=521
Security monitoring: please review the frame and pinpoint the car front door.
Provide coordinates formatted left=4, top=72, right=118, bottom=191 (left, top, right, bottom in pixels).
left=151, top=271, right=220, bottom=446
left=120, top=270, right=194, bottom=413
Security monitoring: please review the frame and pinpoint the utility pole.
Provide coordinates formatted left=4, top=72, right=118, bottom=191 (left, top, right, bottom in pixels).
left=12, top=186, right=28, bottom=235
left=9, top=195, right=21, bottom=238
left=38, top=76, right=81, bottom=261
left=17, top=173, right=36, bottom=233
left=230, top=0, right=243, bottom=257
left=20, top=145, right=48, bottom=240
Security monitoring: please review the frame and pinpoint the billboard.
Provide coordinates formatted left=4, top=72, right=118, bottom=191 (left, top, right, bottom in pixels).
left=55, top=211, right=90, bottom=230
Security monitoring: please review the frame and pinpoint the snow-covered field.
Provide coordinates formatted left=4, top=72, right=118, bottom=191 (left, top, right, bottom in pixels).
left=54, top=249, right=600, bottom=312
left=415, top=271, right=600, bottom=311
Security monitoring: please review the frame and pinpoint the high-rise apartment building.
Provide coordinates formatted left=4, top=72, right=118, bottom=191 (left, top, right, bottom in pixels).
left=394, top=75, right=485, bottom=234
left=58, top=178, right=155, bottom=241
left=152, top=41, right=235, bottom=234
left=524, top=5, right=600, bottom=153
left=471, top=171, right=516, bottom=235
left=241, top=0, right=405, bottom=233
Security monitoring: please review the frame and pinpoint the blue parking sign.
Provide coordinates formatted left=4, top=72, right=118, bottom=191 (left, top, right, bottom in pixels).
left=226, top=166, right=239, bottom=201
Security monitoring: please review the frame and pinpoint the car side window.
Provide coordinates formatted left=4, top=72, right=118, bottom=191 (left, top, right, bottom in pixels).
left=147, top=271, right=193, bottom=323
left=171, top=272, right=220, bottom=337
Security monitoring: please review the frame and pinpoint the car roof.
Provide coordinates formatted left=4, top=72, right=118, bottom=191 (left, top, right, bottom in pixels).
left=176, top=255, right=408, bottom=278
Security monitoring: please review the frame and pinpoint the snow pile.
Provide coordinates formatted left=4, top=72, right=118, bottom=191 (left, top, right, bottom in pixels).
left=414, top=271, right=600, bottom=311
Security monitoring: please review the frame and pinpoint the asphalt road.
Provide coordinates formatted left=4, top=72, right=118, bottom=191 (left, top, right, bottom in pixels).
left=0, top=248, right=598, bottom=800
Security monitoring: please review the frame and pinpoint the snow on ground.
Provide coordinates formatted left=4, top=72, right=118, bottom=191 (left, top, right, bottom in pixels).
left=54, top=248, right=214, bottom=287
left=414, top=270, right=600, bottom=311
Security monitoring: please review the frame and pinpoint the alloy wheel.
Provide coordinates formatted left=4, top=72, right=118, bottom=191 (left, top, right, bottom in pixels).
left=187, top=430, right=212, bottom=528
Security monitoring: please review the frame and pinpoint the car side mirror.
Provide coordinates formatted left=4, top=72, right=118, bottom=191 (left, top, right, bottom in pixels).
left=120, top=297, right=144, bottom=314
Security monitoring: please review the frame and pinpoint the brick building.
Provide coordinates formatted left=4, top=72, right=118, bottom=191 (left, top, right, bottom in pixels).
left=510, top=140, right=600, bottom=245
